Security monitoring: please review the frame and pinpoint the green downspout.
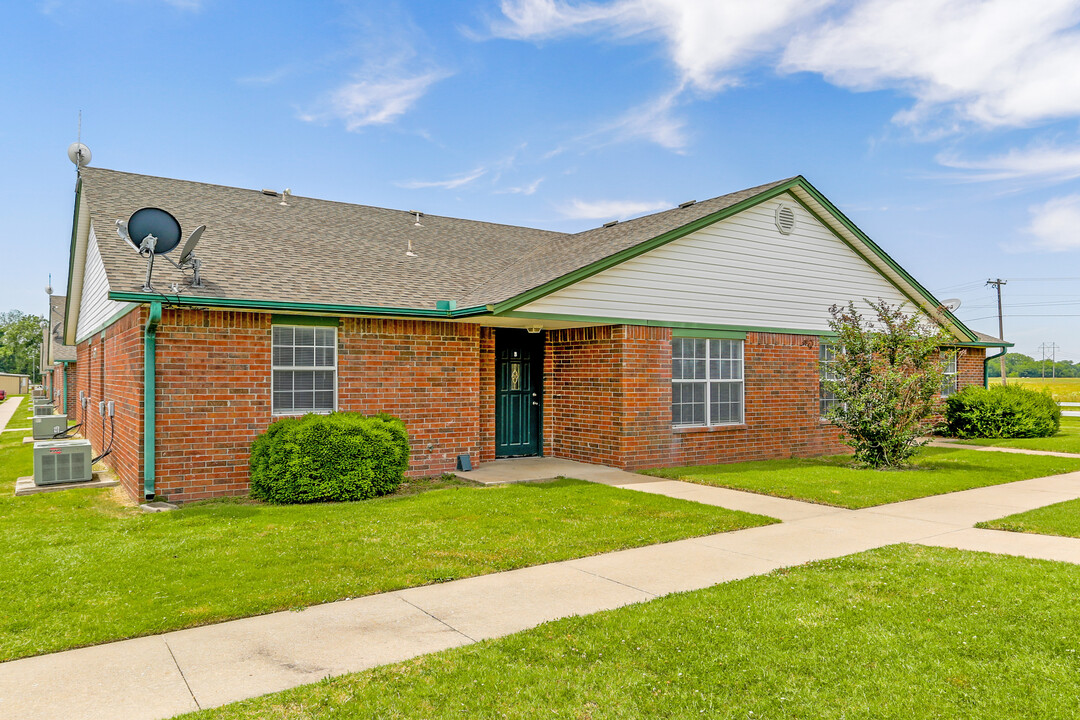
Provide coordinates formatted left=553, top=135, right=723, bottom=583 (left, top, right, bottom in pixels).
left=62, top=361, right=69, bottom=415
left=144, top=302, right=162, bottom=500
left=984, top=347, right=1007, bottom=388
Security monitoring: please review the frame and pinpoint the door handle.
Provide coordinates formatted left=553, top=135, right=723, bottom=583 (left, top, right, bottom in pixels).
left=532, top=401, right=539, bottom=406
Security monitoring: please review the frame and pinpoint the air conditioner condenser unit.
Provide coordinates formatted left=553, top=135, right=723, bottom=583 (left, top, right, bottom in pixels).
left=33, top=403, right=56, bottom=416
left=33, top=439, right=93, bottom=485
left=32, top=414, right=68, bottom=440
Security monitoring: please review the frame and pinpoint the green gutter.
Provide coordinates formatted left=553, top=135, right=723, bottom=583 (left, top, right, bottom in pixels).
left=107, top=292, right=489, bottom=319
left=143, top=302, right=161, bottom=501
left=984, top=347, right=1007, bottom=388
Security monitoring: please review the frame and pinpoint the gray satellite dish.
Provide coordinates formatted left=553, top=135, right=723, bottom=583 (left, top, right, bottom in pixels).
left=178, top=225, right=205, bottom=264
left=67, top=142, right=91, bottom=167
left=121, top=208, right=208, bottom=292
left=942, top=298, right=962, bottom=311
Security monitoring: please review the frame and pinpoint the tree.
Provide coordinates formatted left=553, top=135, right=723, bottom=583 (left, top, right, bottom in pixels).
left=823, top=299, right=953, bottom=469
left=0, top=310, right=46, bottom=379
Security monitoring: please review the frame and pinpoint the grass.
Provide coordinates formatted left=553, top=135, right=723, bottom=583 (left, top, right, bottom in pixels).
left=184, top=545, right=1080, bottom=720
left=949, top=416, right=1080, bottom=454
left=0, top=395, right=774, bottom=662
left=977, top=498, right=1080, bottom=538
left=1010, top=377, right=1080, bottom=402
left=642, top=446, right=1080, bottom=509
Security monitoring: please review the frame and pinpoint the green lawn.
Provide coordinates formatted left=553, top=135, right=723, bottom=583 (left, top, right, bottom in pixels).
left=977, top=498, right=1080, bottom=538
left=643, top=446, right=1080, bottom=509
left=0, top=396, right=773, bottom=661
left=185, top=545, right=1080, bottom=720
left=949, top=416, right=1080, bottom=454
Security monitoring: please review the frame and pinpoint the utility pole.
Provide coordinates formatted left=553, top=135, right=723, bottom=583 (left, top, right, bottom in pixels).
left=1038, top=342, right=1049, bottom=378
left=987, top=279, right=1007, bottom=385
left=1049, top=342, right=1060, bottom=379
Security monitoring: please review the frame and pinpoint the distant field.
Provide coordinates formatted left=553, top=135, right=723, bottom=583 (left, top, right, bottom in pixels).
left=1008, top=377, right=1080, bottom=403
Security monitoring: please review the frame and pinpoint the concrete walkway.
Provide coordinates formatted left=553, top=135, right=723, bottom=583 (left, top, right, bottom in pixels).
left=0, top=395, right=25, bottom=434
left=6, top=460, right=1080, bottom=719
left=928, top=439, right=1080, bottom=458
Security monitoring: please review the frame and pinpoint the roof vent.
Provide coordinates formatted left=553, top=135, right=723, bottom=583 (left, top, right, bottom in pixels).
left=678, top=200, right=696, bottom=209
left=775, top=204, right=796, bottom=235
left=261, top=188, right=278, bottom=196
left=602, top=220, right=619, bottom=228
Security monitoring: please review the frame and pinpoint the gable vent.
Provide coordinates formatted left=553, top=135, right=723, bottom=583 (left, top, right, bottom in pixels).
left=775, top=204, right=796, bottom=235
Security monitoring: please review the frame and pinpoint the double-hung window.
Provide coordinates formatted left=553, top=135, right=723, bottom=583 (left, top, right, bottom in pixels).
left=941, top=351, right=959, bottom=397
left=672, top=338, right=744, bottom=427
left=819, top=341, right=841, bottom=417
left=272, top=324, right=337, bottom=414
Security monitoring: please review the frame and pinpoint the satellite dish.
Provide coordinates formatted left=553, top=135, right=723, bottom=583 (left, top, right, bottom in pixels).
left=178, top=225, right=205, bottom=264
left=942, top=298, right=962, bottom=311
left=128, top=208, right=182, bottom=254
left=67, top=142, right=92, bottom=167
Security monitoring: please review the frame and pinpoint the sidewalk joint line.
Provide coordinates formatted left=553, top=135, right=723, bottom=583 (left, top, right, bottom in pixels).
left=164, top=638, right=201, bottom=711
left=568, top=565, right=658, bottom=598
left=396, top=596, right=478, bottom=644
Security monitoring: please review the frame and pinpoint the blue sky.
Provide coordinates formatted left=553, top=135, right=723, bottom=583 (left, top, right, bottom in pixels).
left=3, top=0, right=1080, bottom=360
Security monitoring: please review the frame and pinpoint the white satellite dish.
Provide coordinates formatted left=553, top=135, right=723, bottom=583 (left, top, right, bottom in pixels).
left=942, top=298, right=962, bottom=311
left=67, top=142, right=92, bottom=167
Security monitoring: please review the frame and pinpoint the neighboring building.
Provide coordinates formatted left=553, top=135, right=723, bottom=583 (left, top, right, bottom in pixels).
left=41, top=294, right=78, bottom=415
left=62, top=167, right=1008, bottom=502
left=0, top=373, right=30, bottom=397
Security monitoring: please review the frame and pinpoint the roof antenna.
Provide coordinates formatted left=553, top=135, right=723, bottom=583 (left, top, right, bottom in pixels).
left=67, top=110, right=92, bottom=174
left=279, top=188, right=291, bottom=206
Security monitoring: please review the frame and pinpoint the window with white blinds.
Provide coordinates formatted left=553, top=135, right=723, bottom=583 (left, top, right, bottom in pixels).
left=272, top=325, right=336, bottom=414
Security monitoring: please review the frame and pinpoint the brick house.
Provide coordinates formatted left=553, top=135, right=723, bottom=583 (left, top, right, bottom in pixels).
left=41, top=294, right=77, bottom=414
left=61, top=168, right=1007, bottom=502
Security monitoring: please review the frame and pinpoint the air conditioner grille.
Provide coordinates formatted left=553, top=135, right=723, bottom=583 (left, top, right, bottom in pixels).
left=775, top=204, right=796, bottom=235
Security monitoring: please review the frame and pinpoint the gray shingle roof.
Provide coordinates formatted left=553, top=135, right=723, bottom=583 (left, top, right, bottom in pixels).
left=78, top=168, right=792, bottom=311
left=48, top=295, right=76, bottom=363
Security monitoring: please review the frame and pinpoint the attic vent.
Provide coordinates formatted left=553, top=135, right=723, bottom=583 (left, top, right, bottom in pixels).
left=602, top=220, right=619, bottom=228
left=775, top=204, right=796, bottom=235
left=261, top=189, right=278, bottom=196
left=678, top=200, right=696, bottom=209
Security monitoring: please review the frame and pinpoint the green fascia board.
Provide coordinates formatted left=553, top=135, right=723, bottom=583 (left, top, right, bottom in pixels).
left=106, top=292, right=490, bottom=319
left=497, top=310, right=836, bottom=337
left=490, top=178, right=803, bottom=314
left=792, top=181, right=979, bottom=342
left=270, top=314, right=339, bottom=327
left=63, top=177, right=84, bottom=343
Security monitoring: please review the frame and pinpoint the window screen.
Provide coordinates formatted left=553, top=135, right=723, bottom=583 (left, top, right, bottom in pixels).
left=272, top=325, right=336, bottom=414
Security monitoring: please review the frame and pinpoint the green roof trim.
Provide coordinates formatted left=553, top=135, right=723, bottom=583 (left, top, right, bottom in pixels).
left=671, top=328, right=746, bottom=340
left=490, top=178, right=801, bottom=314
left=107, top=292, right=490, bottom=319
left=63, top=177, right=83, bottom=343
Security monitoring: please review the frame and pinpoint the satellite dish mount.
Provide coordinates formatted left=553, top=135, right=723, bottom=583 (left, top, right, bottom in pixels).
left=116, top=208, right=206, bottom=292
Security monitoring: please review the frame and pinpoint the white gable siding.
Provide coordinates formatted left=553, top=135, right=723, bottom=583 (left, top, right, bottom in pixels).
left=76, top=225, right=129, bottom=341
left=517, top=194, right=912, bottom=332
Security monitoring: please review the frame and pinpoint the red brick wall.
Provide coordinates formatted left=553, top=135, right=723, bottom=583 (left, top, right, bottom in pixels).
left=74, top=307, right=145, bottom=500
left=478, top=327, right=496, bottom=463
left=338, top=318, right=482, bottom=477
left=544, top=326, right=623, bottom=466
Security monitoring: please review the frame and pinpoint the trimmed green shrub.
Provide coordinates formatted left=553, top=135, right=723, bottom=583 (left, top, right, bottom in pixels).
left=249, top=412, right=410, bottom=504
left=943, top=385, right=1061, bottom=439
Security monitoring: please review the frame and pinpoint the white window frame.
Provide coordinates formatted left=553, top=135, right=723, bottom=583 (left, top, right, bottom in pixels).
left=271, top=324, right=338, bottom=416
left=819, top=341, right=842, bottom=418
left=671, top=337, right=744, bottom=428
left=941, top=351, right=959, bottom=397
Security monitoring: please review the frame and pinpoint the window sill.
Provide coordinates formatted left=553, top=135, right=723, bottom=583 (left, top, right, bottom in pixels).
left=673, top=423, right=747, bottom=434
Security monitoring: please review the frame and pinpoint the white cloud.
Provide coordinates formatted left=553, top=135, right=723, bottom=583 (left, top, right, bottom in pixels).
left=601, top=87, right=688, bottom=151
left=397, top=166, right=487, bottom=190
left=937, top=142, right=1080, bottom=183
left=491, top=0, right=827, bottom=91
left=496, top=178, right=545, bottom=195
left=1023, top=194, right=1080, bottom=251
left=310, top=70, right=451, bottom=130
left=559, top=198, right=670, bottom=220
left=781, top=0, right=1080, bottom=129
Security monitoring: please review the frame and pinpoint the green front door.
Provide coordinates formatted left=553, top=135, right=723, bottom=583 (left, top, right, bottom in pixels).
left=495, top=329, right=543, bottom=457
